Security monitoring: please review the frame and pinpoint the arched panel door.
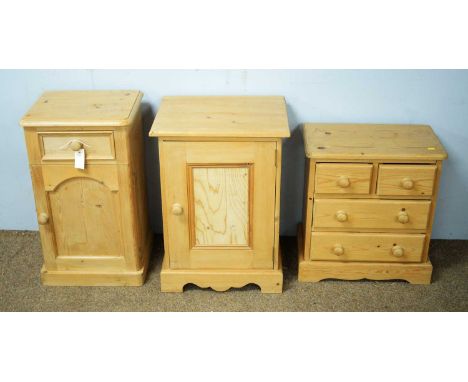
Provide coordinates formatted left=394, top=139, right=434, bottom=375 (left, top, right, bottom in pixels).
left=47, top=176, right=123, bottom=258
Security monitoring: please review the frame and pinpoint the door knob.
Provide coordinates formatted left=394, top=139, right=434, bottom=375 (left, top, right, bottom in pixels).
left=391, top=245, right=404, bottom=257
left=401, top=177, right=414, bottom=190
left=397, top=211, right=409, bottom=224
left=335, top=210, right=348, bottom=222
left=38, top=213, right=49, bottom=225
left=69, top=140, right=83, bottom=151
left=333, top=244, right=344, bottom=256
left=171, top=203, right=183, bottom=215
left=337, top=176, right=350, bottom=188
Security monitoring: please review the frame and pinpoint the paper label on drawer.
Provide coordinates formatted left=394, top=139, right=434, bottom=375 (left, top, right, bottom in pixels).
left=74, top=149, right=85, bottom=169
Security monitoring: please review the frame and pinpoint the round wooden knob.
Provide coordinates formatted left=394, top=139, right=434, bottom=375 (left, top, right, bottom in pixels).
left=335, top=210, right=348, bottom=222
left=171, top=203, right=183, bottom=215
left=401, top=177, right=414, bottom=190
left=391, top=245, right=404, bottom=257
left=397, top=211, right=409, bottom=224
left=69, top=140, right=83, bottom=151
left=337, top=176, right=350, bottom=188
left=38, top=213, right=49, bottom=225
left=333, top=244, right=344, bottom=256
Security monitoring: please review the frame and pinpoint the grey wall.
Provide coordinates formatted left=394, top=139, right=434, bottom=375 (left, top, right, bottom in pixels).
left=1, top=70, right=467, bottom=239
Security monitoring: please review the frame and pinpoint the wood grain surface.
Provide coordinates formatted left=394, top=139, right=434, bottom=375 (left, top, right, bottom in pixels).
left=48, top=178, right=122, bottom=257
left=192, top=166, right=250, bottom=246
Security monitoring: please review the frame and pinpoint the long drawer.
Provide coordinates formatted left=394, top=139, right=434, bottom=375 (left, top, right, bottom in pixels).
left=309, top=232, right=425, bottom=262
left=313, top=199, right=431, bottom=230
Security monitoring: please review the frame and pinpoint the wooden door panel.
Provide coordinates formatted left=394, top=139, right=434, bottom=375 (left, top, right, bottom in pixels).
left=48, top=177, right=123, bottom=257
left=191, top=165, right=251, bottom=247
left=161, top=140, right=276, bottom=270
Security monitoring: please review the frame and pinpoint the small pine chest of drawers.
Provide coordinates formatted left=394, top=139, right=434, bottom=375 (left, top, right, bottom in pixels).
left=298, top=123, right=447, bottom=284
left=21, top=91, right=152, bottom=286
left=150, top=96, right=290, bottom=293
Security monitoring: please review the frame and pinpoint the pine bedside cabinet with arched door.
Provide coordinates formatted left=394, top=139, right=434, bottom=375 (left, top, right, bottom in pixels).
left=21, top=91, right=152, bottom=286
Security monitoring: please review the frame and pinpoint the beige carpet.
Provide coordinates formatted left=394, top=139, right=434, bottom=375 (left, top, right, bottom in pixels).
left=1, top=230, right=467, bottom=311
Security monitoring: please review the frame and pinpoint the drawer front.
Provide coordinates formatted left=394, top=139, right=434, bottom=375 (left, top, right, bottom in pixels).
left=377, top=164, right=436, bottom=196
left=40, top=131, right=115, bottom=161
left=313, top=199, right=431, bottom=230
left=315, top=163, right=372, bottom=194
left=309, top=232, right=425, bottom=262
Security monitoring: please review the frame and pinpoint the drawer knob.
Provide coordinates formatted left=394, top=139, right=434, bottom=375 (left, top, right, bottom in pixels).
left=335, top=210, right=348, bottom=222
left=397, top=211, right=409, bottom=224
left=401, top=177, right=414, bottom=190
left=391, top=245, right=404, bottom=257
left=337, top=176, right=350, bottom=188
left=70, top=140, right=83, bottom=151
left=333, top=244, right=344, bottom=256
left=38, top=213, right=49, bottom=225
left=171, top=203, right=183, bottom=215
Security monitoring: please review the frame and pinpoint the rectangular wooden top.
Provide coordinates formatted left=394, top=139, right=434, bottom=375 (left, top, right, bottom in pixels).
left=303, top=123, right=447, bottom=160
left=21, top=90, right=142, bottom=127
left=149, top=96, right=290, bottom=138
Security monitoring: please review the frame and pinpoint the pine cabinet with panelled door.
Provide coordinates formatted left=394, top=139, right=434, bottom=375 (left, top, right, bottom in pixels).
left=298, top=123, right=447, bottom=284
left=21, top=91, right=152, bottom=286
left=150, top=96, right=290, bottom=293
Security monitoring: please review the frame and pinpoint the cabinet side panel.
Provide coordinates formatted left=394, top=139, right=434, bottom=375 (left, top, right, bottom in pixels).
left=302, top=159, right=316, bottom=261
left=159, top=139, right=170, bottom=264
left=273, top=139, right=281, bottom=269
left=423, top=161, right=443, bottom=262
left=129, top=111, right=151, bottom=266
left=24, top=128, right=42, bottom=165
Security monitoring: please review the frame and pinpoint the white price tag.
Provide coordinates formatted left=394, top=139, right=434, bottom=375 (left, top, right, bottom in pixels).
left=74, top=148, right=85, bottom=169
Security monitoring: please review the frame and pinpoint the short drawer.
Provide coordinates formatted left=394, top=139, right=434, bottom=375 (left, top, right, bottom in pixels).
left=313, top=199, right=431, bottom=230
left=309, top=232, right=425, bottom=262
left=40, top=131, right=115, bottom=161
left=315, top=163, right=372, bottom=194
left=377, top=164, right=436, bottom=196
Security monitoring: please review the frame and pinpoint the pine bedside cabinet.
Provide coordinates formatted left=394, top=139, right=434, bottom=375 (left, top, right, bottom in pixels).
left=150, top=96, right=290, bottom=293
left=298, top=124, right=447, bottom=284
left=21, top=91, right=152, bottom=286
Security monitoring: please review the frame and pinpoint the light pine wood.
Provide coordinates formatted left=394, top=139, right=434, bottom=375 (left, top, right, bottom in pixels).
left=160, top=251, right=283, bottom=293
left=313, top=193, right=434, bottom=200
left=40, top=229, right=151, bottom=286
left=42, top=165, right=120, bottom=191
left=422, top=161, right=443, bottom=262
left=313, top=199, right=431, bottom=230
left=40, top=131, right=115, bottom=161
left=48, top=177, right=122, bottom=257
left=309, top=232, right=425, bottom=262
left=303, top=123, right=447, bottom=160
left=377, top=164, right=436, bottom=196
left=297, top=224, right=432, bottom=284
left=299, top=258, right=433, bottom=284
left=149, top=96, right=290, bottom=138
left=154, top=96, right=288, bottom=292
left=299, top=123, right=446, bottom=284
left=192, top=166, right=250, bottom=246
left=302, top=158, right=316, bottom=261
left=161, top=140, right=276, bottom=269
left=315, top=163, right=372, bottom=194
left=273, top=139, right=282, bottom=269
left=21, top=91, right=151, bottom=286
left=21, top=90, right=141, bottom=127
